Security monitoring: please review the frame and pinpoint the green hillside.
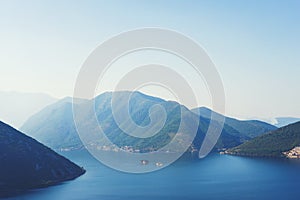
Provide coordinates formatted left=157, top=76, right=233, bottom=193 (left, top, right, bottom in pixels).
left=227, top=121, right=300, bottom=157
left=21, top=91, right=243, bottom=152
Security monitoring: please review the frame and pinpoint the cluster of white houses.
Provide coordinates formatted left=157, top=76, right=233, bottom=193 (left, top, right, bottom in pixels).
left=283, top=147, right=300, bottom=159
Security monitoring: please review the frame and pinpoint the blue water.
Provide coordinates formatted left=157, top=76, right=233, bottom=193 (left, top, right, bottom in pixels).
left=4, top=150, right=300, bottom=200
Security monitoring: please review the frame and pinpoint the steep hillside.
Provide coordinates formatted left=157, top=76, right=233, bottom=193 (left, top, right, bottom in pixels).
left=21, top=97, right=84, bottom=150
left=0, top=121, right=85, bottom=196
left=226, top=122, right=300, bottom=157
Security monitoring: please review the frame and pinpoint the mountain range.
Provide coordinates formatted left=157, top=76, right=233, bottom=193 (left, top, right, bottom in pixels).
left=0, top=121, right=85, bottom=197
left=21, top=91, right=277, bottom=154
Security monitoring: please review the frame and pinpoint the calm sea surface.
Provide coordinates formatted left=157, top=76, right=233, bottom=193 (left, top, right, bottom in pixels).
left=4, top=150, right=300, bottom=200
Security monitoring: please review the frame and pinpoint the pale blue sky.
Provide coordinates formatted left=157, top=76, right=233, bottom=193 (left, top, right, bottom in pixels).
left=0, top=0, right=299, bottom=119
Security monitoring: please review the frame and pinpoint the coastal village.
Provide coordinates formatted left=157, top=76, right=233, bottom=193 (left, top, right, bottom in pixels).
left=283, top=147, right=300, bottom=159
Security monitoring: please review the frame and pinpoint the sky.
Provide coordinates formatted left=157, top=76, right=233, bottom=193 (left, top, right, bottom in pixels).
left=0, top=0, right=299, bottom=119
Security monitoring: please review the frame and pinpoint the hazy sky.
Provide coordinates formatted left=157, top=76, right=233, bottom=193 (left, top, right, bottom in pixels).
left=0, top=0, right=299, bottom=119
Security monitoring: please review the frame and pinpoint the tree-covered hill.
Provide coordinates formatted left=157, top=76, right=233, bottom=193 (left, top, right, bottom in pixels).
left=226, top=121, right=300, bottom=157
left=0, top=121, right=85, bottom=197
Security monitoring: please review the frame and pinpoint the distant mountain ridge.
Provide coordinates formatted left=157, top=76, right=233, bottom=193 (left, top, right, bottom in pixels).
left=0, top=91, right=57, bottom=128
left=249, top=117, right=300, bottom=128
left=21, top=91, right=276, bottom=155
left=191, top=107, right=277, bottom=138
left=0, top=121, right=85, bottom=197
left=273, top=117, right=300, bottom=128
left=226, top=121, right=300, bottom=157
